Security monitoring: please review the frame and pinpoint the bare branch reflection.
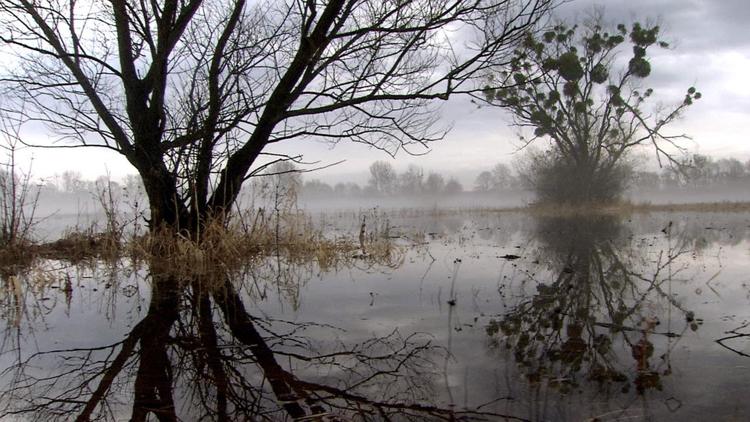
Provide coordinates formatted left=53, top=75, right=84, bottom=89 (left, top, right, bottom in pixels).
left=487, top=215, right=700, bottom=397
left=1, top=260, right=524, bottom=421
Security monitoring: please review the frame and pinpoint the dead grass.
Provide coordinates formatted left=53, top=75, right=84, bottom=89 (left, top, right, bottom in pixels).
left=32, top=227, right=122, bottom=263
left=0, top=241, right=36, bottom=276
left=0, top=207, right=403, bottom=279
left=5, top=198, right=746, bottom=276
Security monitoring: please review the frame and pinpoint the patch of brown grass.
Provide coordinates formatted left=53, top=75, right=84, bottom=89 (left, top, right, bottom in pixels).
left=0, top=207, right=405, bottom=290
left=130, top=209, right=402, bottom=277
left=0, top=241, right=36, bottom=276
left=32, top=227, right=122, bottom=263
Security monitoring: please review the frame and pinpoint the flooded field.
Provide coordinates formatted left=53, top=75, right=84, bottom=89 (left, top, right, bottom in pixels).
left=1, top=210, right=749, bottom=421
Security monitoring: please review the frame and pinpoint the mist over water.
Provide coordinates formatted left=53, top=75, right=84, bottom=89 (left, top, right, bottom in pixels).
left=4, top=165, right=750, bottom=421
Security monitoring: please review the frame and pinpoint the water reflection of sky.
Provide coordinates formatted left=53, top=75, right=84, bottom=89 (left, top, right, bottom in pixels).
left=256, top=212, right=750, bottom=420
left=1, top=212, right=749, bottom=420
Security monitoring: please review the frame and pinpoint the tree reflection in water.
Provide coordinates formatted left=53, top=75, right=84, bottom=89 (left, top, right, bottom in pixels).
left=0, top=262, right=522, bottom=421
left=487, top=215, right=700, bottom=397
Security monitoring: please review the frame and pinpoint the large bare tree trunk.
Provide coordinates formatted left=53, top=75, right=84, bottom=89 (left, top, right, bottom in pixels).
left=1, top=0, right=554, bottom=236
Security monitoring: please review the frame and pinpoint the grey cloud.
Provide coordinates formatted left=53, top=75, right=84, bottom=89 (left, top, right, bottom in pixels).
left=556, top=0, right=750, bottom=52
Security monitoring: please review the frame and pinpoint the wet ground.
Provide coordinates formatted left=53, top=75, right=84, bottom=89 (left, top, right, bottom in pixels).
left=1, top=210, right=749, bottom=421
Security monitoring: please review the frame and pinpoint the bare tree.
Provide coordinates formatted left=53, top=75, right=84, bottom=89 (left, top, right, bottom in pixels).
left=368, top=160, right=397, bottom=195
left=59, top=171, right=84, bottom=194
left=491, top=162, right=516, bottom=189
left=424, top=171, right=445, bottom=195
left=474, top=163, right=516, bottom=192
left=398, top=164, right=424, bottom=195
left=444, top=177, right=463, bottom=194
left=0, top=116, right=41, bottom=249
left=334, top=181, right=362, bottom=196
left=716, top=158, right=745, bottom=183
left=254, top=161, right=302, bottom=210
left=0, top=0, right=553, bottom=235
left=474, top=170, right=494, bottom=192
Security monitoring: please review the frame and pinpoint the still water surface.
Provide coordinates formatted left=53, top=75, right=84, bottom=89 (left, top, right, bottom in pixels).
left=1, top=211, right=749, bottom=421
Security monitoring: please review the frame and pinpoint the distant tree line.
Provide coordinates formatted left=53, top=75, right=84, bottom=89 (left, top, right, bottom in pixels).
left=473, top=163, right=521, bottom=192
left=39, top=171, right=143, bottom=197
left=635, top=155, right=750, bottom=189
left=37, top=153, right=750, bottom=201
left=301, top=161, right=465, bottom=198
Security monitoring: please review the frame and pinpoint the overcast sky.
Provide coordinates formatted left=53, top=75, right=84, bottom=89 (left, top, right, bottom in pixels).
left=15, top=0, right=750, bottom=187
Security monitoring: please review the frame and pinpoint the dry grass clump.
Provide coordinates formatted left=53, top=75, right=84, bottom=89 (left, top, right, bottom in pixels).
left=1, top=224, right=120, bottom=274
left=0, top=206, right=403, bottom=279
left=0, top=241, right=36, bottom=275
left=33, top=226, right=123, bottom=263
left=134, top=209, right=403, bottom=277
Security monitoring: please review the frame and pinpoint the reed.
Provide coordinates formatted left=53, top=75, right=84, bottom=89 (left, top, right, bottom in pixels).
left=136, top=209, right=402, bottom=278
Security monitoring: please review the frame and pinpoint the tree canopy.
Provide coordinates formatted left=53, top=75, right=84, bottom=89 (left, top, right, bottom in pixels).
left=483, top=14, right=701, bottom=203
